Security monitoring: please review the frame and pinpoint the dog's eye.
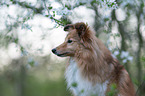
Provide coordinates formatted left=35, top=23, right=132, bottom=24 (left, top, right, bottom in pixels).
left=67, top=40, right=72, bottom=43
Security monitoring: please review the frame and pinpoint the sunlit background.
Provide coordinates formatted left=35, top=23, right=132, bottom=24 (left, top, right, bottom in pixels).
left=0, top=0, right=145, bottom=96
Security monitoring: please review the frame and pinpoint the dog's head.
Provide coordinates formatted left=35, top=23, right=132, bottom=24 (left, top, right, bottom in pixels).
left=52, top=22, right=92, bottom=57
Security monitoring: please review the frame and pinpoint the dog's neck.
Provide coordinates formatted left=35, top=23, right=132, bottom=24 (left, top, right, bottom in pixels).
left=69, top=53, right=114, bottom=83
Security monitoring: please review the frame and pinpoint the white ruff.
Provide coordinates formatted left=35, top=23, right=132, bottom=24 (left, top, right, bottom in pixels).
left=65, top=58, right=108, bottom=96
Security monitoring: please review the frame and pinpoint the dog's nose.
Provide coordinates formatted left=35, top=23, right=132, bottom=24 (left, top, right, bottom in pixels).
left=52, top=48, right=56, bottom=53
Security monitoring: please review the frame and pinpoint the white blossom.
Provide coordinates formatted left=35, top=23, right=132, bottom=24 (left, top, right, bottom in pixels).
left=113, top=50, right=119, bottom=56
left=123, top=59, right=127, bottom=63
left=55, top=7, right=71, bottom=16
left=121, top=51, right=129, bottom=58
left=127, top=56, right=133, bottom=61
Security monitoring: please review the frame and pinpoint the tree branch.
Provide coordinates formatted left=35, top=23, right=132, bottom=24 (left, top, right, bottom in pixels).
left=11, top=0, right=44, bottom=14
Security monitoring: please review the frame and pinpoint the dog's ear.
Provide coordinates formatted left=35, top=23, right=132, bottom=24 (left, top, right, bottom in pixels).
left=74, top=22, right=87, bottom=37
left=75, top=22, right=91, bottom=48
left=64, top=24, right=74, bottom=32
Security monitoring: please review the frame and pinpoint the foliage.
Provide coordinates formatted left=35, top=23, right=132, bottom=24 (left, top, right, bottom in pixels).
left=107, top=84, right=118, bottom=96
left=0, top=69, right=71, bottom=96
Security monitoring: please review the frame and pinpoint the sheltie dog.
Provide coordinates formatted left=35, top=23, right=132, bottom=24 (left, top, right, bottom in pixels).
left=52, top=22, right=135, bottom=96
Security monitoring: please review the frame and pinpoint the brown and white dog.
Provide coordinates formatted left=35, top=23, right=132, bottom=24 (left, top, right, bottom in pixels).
left=52, top=22, right=135, bottom=96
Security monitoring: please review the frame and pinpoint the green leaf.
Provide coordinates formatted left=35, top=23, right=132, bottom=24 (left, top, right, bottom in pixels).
left=111, top=3, right=115, bottom=7
left=29, top=61, right=35, bottom=66
left=7, top=4, right=9, bottom=7
left=81, top=89, right=84, bottom=93
left=71, top=82, right=78, bottom=88
left=110, top=83, right=117, bottom=90
left=50, top=17, right=53, bottom=19
left=104, top=18, right=110, bottom=22
left=107, top=83, right=118, bottom=96
left=14, top=38, right=19, bottom=44
left=48, top=7, right=52, bottom=10
left=65, top=4, right=68, bottom=8
left=45, top=15, right=49, bottom=17
left=141, top=56, right=145, bottom=62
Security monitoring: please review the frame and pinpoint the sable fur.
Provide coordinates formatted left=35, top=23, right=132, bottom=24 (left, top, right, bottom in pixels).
left=52, top=22, right=136, bottom=96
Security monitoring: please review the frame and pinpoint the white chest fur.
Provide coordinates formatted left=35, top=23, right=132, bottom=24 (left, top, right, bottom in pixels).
left=65, top=58, right=108, bottom=96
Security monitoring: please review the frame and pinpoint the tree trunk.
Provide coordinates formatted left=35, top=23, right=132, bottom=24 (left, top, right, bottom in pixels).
left=111, top=10, right=130, bottom=74
left=136, top=1, right=144, bottom=84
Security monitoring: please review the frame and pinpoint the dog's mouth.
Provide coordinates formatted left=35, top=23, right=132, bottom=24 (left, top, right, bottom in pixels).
left=52, top=49, right=70, bottom=57
left=56, top=52, right=69, bottom=57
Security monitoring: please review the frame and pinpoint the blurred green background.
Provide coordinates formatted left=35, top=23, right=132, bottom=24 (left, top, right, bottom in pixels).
left=0, top=57, right=72, bottom=96
left=0, top=0, right=145, bottom=96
